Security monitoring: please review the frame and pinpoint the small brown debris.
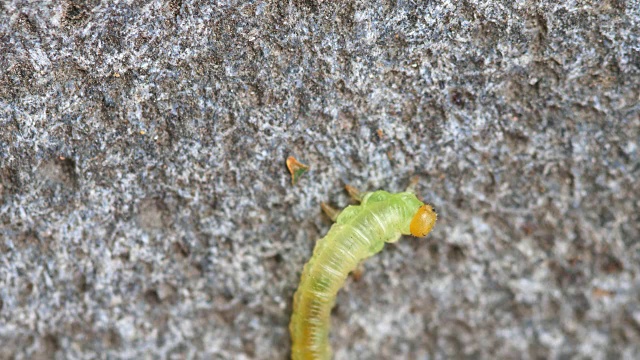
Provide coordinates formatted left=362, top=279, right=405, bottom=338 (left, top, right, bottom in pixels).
left=592, top=288, right=615, bottom=298
left=286, top=156, right=309, bottom=185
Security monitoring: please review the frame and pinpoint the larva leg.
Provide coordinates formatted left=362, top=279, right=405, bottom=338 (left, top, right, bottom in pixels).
left=405, top=176, right=419, bottom=194
left=352, top=263, right=364, bottom=282
left=321, top=202, right=341, bottom=222
left=345, top=185, right=363, bottom=202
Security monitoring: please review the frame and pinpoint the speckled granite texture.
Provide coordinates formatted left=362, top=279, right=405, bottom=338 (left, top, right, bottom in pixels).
left=1, top=1, right=639, bottom=359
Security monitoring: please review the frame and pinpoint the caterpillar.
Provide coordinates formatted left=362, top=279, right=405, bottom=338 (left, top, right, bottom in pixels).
left=289, top=186, right=437, bottom=360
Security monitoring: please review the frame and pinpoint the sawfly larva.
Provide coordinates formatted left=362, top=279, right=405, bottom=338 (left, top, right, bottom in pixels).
left=289, top=186, right=437, bottom=360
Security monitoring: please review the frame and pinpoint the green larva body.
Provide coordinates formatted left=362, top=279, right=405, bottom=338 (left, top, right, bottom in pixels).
left=289, top=190, right=427, bottom=360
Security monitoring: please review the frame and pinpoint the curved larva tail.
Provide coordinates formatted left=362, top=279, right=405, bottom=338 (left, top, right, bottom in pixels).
left=290, top=233, right=338, bottom=360
left=290, top=222, right=374, bottom=359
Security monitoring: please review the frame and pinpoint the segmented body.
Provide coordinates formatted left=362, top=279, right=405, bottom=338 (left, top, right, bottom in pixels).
left=289, top=190, right=434, bottom=360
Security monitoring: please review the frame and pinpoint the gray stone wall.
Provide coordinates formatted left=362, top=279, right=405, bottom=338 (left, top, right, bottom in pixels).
left=1, top=1, right=639, bottom=359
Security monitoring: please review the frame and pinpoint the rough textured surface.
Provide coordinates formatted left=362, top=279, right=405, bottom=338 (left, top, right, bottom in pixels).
left=1, top=1, right=639, bottom=359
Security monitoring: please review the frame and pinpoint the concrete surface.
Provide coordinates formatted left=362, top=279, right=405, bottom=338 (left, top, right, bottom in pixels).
left=1, top=1, right=639, bottom=359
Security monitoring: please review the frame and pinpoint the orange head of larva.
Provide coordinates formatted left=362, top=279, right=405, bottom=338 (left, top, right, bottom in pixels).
left=409, top=204, right=437, bottom=237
